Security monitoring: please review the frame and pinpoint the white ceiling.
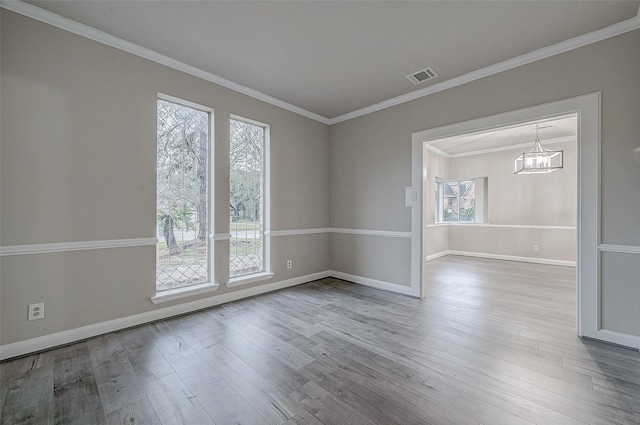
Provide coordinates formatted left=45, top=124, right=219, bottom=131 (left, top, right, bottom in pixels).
left=17, top=1, right=640, bottom=121
left=428, top=115, right=577, bottom=156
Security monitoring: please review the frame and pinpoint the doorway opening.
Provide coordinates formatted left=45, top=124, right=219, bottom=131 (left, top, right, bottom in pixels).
left=410, top=93, right=604, bottom=343
left=422, top=114, right=578, bottom=267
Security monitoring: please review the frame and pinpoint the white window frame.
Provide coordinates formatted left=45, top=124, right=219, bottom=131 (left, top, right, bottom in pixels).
left=227, top=114, right=273, bottom=288
left=151, top=93, right=218, bottom=304
left=435, top=178, right=478, bottom=223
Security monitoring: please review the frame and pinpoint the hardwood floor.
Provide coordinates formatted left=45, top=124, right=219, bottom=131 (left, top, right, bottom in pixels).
left=2, top=256, right=639, bottom=424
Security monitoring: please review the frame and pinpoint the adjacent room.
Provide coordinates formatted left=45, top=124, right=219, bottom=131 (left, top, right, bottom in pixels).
left=1, top=1, right=640, bottom=424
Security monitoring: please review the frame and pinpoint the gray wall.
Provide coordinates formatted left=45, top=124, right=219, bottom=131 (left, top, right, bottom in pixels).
left=330, top=29, right=640, bottom=336
left=0, top=10, right=330, bottom=345
left=426, top=142, right=577, bottom=262
left=2, top=9, right=639, bottom=347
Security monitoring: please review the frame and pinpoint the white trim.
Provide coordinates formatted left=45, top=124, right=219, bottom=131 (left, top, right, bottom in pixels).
left=0, top=271, right=330, bottom=361
left=0, top=0, right=329, bottom=124
left=267, top=228, right=330, bottom=237
left=266, top=228, right=413, bottom=238
left=213, top=233, right=232, bottom=241
left=157, top=93, right=216, bottom=292
left=226, top=272, right=275, bottom=288
left=425, top=251, right=449, bottom=262
left=598, top=244, right=640, bottom=255
left=329, top=271, right=416, bottom=297
left=329, top=228, right=412, bottom=239
left=439, top=223, right=576, bottom=231
left=158, top=93, right=213, bottom=113
left=0, top=237, right=156, bottom=256
left=151, top=282, right=220, bottom=304
left=441, top=250, right=576, bottom=267
left=594, top=330, right=640, bottom=350
left=426, top=136, right=576, bottom=159
left=329, top=16, right=640, bottom=124
left=412, top=93, right=601, bottom=342
left=425, top=224, right=448, bottom=228
left=229, top=114, right=271, bottom=275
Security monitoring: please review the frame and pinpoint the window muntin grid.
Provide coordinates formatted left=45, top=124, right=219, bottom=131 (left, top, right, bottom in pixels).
left=436, top=179, right=476, bottom=223
left=156, top=98, right=210, bottom=291
left=230, top=118, right=265, bottom=278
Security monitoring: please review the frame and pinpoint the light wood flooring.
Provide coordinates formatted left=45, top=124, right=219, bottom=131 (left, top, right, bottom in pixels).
left=2, top=256, right=640, bottom=424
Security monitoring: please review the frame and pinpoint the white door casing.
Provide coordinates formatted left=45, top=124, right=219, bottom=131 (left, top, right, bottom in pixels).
left=410, top=93, right=607, bottom=343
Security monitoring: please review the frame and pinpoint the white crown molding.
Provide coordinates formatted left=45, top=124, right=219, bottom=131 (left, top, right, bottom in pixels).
left=0, top=0, right=330, bottom=125
left=329, top=15, right=640, bottom=125
left=0, top=237, right=157, bottom=256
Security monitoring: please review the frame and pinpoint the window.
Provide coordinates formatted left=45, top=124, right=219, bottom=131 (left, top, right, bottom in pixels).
left=435, top=178, right=487, bottom=223
left=156, top=97, right=212, bottom=291
left=229, top=117, right=269, bottom=278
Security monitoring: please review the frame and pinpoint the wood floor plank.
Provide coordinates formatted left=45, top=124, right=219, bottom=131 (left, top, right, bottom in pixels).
left=0, top=350, right=53, bottom=424
left=246, top=299, right=325, bottom=337
left=143, top=373, right=214, bottom=425
left=171, top=354, right=268, bottom=425
left=210, top=323, right=310, bottom=395
left=0, top=383, right=6, bottom=419
left=298, top=355, right=432, bottom=425
left=164, top=313, right=223, bottom=348
left=451, top=392, right=537, bottom=425
left=309, top=334, right=459, bottom=406
left=420, top=334, right=595, bottom=390
left=300, top=341, right=480, bottom=425
left=105, top=397, right=161, bottom=425
left=87, top=334, right=146, bottom=414
left=290, top=381, right=375, bottom=425
left=214, top=314, right=315, bottom=370
left=435, top=352, right=637, bottom=425
left=2, top=257, right=639, bottom=425
left=144, top=321, right=195, bottom=363
left=0, top=372, right=53, bottom=425
left=115, top=326, right=175, bottom=385
left=436, top=364, right=587, bottom=425
left=197, top=342, right=306, bottom=425
left=52, top=344, right=106, bottom=425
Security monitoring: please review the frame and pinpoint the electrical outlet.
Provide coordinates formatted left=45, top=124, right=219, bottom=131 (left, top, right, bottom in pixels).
left=28, top=303, right=44, bottom=321
left=533, top=245, right=539, bottom=252
left=287, top=260, right=292, bottom=269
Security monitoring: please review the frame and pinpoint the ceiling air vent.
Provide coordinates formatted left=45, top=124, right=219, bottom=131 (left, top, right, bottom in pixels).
left=406, top=67, right=438, bottom=85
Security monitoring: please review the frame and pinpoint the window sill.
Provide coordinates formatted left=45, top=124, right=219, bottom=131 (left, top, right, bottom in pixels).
left=226, top=272, right=275, bottom=288
left=151, top=281, right=220, bottom=304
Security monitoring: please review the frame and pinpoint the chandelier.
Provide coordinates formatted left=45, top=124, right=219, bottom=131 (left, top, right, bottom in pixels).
left=514, top=125, right=563, bottom=174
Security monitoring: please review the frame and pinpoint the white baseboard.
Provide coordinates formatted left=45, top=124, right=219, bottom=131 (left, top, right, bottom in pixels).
left=425, top=250, right=576, bottom=267
left=595, top=329, right=640, bottom=351
left=425, top=251, right=450, bottom=262
left=330, top=270, right=416, bottom=296
left=0, top=271, right=330, bottom=361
